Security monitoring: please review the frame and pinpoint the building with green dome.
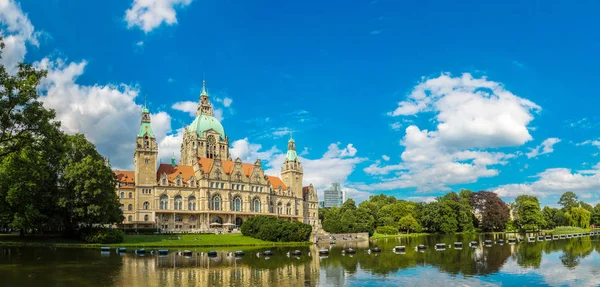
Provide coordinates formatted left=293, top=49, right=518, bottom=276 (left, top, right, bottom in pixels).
left=114, top=80, right=320, bottom=233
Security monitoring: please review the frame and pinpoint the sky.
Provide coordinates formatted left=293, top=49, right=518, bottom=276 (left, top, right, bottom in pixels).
left=2, top=0, right=600, bottom=207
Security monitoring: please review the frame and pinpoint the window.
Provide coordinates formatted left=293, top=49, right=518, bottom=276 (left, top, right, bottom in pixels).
left=174, top=195, right=183, bottom=210
left=128, top=215, right=132, bottom=222
left=210, top=182, right=214, bottom=188
left=128, top=204, right=133, bottom=211
left=277, top=202, right=282, bottom=214
left=215, top=169, right=222, bottom=180
left=220, top=183, right=224, bottom=189
left=143, top=201, right=150, bottom=210
left=120, top=192, right=124, bottom=199
left=260, top=187, right=263, bottom=192
left=286, top=202, right=291, bottom=215
left=144, top=215, right=149, bottom=221
left=252, top=198, right=261, bottom=212
left=128, top=192, right=133, bottom=199
left=188, top=196, right=196, bottom=210
left=160, top=195, right=168, bottom=210
left=175, top=214, right=182, bottom=222
left=143, top=136, right=149, bottom=148
left=211, top=194, right=222, bottom=211
left=232, top=196, right=242, bottom=212
left=161, top=214, right=169, bottom=221
left=144, top=158, right=149, bottom=164
left=190, top=215, right=197, bottom=222
left=242, top=185, right=245, bottom=191
left=120, top=204, right=124, bottom=211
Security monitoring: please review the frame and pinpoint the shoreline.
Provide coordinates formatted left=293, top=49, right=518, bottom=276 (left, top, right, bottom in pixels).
left=0, top=233, right=311, bottom=249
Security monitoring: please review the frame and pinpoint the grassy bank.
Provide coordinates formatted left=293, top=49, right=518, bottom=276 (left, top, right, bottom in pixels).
left=370, top=232, right=429, bottom=239
left=0, top=233, right=310, bottom=248
left=548, top=226, right=597, bottom=235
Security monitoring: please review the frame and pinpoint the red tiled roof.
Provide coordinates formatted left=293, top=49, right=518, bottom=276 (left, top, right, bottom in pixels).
left=268, top=176, right=287, bottom=190
left=156, top=164, right=195, bottom=183
left=114, top=170, right=134, bottom=184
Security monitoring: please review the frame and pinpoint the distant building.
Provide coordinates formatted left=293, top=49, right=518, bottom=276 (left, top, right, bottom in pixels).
left=318, top=201, right=325, bottom=208
left=323, top=182, right=344, bottom=208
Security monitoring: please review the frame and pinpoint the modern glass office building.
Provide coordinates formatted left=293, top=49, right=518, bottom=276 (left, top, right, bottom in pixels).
left=323, top=182, right=344, bottom=208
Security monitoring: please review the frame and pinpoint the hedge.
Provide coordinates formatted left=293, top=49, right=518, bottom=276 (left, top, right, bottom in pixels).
left=241, top=216, right=312, bottom=242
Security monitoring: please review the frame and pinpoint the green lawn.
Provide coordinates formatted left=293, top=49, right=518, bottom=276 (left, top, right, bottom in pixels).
left=371, top=232, right=429, bottom=239
left=0, top=233, right=310, bottom=248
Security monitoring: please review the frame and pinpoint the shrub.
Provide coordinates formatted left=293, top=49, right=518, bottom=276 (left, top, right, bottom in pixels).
left=80, top=228, right=124, bottom=244
left=241, top=216, right=312, bottom=242
left=377, top=226, right=398, bottom=235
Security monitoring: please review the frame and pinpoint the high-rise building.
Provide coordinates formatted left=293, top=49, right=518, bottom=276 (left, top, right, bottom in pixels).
left=323, top=182, right=344, bottom=208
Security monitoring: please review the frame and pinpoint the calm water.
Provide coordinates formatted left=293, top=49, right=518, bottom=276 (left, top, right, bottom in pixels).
left=2, top=234, right=600, bottom=286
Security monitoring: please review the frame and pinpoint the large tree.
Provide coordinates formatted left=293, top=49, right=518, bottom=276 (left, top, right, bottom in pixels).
left=58, top=134, right=123, bottom=232
left=469, top=191, right=509, bottom=232
left=513, top=195, right=545, bottom=231
left=558, top=191, right=579, bottom=211
left=0, top=47, right=59, bottom=160
left=591, top=204, right=600, bottom=227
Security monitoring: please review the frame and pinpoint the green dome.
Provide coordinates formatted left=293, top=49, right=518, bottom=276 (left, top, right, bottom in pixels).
left=188, top=115, right=226, bottom=139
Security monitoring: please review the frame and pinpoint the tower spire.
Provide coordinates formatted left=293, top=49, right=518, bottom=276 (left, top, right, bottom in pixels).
left=197, top=78, right=213, bottom=117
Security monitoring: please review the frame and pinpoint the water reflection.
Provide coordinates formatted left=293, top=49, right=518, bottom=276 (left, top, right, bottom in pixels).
left=1, top=234, right=600, bottom=286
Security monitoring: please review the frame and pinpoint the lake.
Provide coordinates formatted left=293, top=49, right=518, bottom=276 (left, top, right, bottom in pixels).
left=1, top=233, right=600, bottom=286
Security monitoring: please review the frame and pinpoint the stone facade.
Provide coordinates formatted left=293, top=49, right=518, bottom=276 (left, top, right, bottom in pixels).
left=115, top=81, right=319, bottom=232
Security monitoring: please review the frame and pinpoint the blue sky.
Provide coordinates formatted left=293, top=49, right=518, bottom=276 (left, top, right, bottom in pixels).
left=3, top=0, right=600, bottom=206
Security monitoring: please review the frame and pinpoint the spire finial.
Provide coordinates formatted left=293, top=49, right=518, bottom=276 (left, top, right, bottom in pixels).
left=171, top=153, right=176, bottom=167
left=200, top=78, right=208, bottom=96
left=144, top=94, right=147, bottom=109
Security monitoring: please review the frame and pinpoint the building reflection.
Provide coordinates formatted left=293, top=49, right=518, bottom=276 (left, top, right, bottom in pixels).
left=113, top=246, right=321, bottom=286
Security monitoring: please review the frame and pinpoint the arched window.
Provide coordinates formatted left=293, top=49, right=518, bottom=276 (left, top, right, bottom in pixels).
left=128, top=215, right=132, bottom=222
left=144, top=215, right=149, bottom=221
left=143, top=201, right=150, bottom=210
left=160, top=195, right=168, bottom=210
left=174, top=195, right=182, bottom=210
left=128, top=204, right=133, bottom=211
left=175, top=214, right=182, bottom=222
left=277, top=202, right=282, bottom=214
left=211, top=194, right=222, bottom=211
left=188, top=196, right=196, bottom=210
left=128, top=192, right=133, bottom=198
left=120, top=192, right=124, bottom=199
left=252, top=198, right=261, bottom=212
left=143, top=136, right=149, bottom=148
left=120, top=204, right=124, bottom=211
left=190, top=215, right=197, bottom=222
left=161, top=177, right=167, bottom=186
left=232, top=196, right=242, bottom=212
left=286, top=202, right=291, bottom=215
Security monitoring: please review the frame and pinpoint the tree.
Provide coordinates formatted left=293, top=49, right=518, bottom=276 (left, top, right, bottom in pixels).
left=579, top=201, right=593, bottom=212
left=58, top=134, right=123, bottom=232
left=558, top=192, right=579, bottom=211
left=591, top=204, right=600, bottom=227
left=513, top=195, right=545, bottom=231
left=398, top=214, right=421, bottom=233
left=469, top=191, right=509, bottom=232
left=0, top=51, right=59, bottom=160
left=567, top=207, right=591, bottom=228
left=542, top=206, right=559, bottom=229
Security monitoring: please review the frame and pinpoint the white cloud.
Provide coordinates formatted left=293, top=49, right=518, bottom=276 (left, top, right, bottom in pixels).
left=271, top=127, right=292, bottom=138
left=388, top=73, right=540, bottom=149
left=136, top=41, right=144, bottom=47
left=125, top=0, right=193, bottom=33
left=172, top=101, right=196, bottom=116
left=577, top=139, right=600, bottom=149
left=493, top=163, right=600, bottom=198
left=35, top=58, right=176, bottom=170
left=526, top=137, right=561, bottom=158
left=406, top=196, right=437, bottom=203
left=222, top=97, right=232, bottom=107
left=390, top=122, right=402, bottom=130
left=229, top=137, right=280, bottom=165
left=0, top=0, right=40, bottom=73
left=364, top=73, right=537, bottom=192
left=382, top=155, right=390, bottom=161
left=213, top=108, right=223, bottom=121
